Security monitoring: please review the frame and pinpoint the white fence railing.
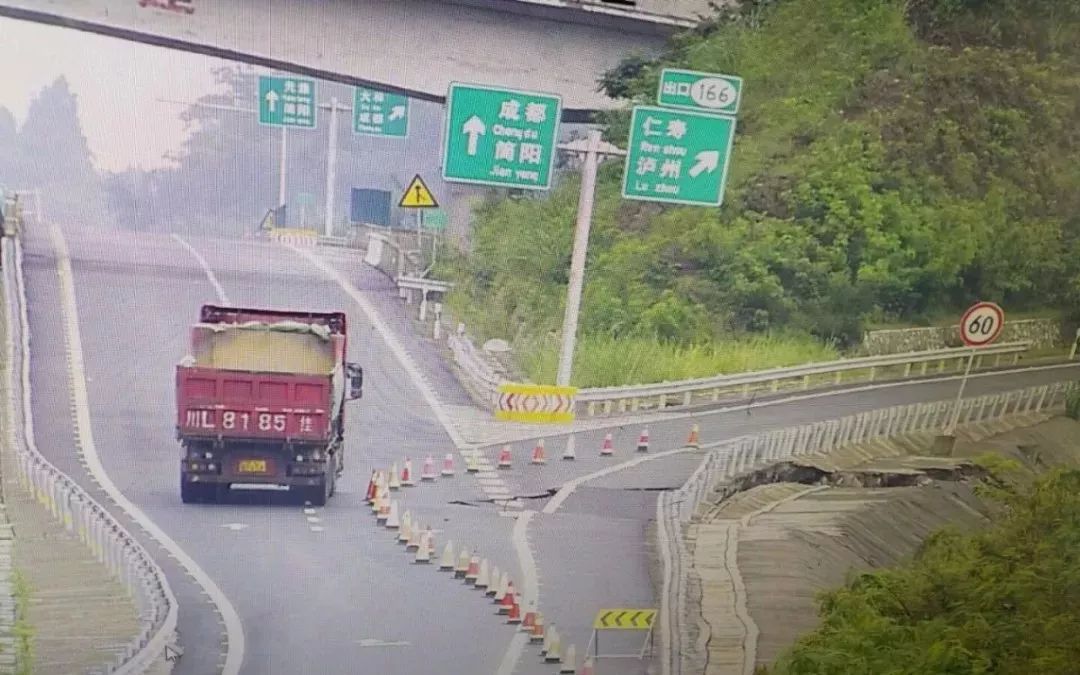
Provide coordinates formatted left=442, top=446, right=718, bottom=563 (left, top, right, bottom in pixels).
left=3, top=233, right=177, bottom=674
left=655, top=379, right=1079, bottom=675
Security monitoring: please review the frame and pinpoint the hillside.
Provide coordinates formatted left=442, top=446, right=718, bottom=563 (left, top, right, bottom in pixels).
left=437, top=0, right=1080, bottom=387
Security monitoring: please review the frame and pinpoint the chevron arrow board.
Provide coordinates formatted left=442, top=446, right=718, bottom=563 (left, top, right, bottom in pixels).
left=495, top=383, right=577, bottom=423
left=593, top=608, right=657, bottom=630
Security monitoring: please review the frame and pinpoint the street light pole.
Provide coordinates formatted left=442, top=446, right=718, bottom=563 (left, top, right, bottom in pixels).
left=554, top=128, right=625, bottom=387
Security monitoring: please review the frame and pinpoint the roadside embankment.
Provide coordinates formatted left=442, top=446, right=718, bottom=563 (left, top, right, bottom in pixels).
left=685, top=413, right=1080, bottom=674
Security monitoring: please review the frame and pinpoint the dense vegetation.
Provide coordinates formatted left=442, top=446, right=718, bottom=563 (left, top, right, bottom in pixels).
left=759, top=465, right=1080, bottom=675
left=438, top=0, right=1080, bottom=386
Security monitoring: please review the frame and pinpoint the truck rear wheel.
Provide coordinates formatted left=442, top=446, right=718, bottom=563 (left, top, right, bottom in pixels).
left=181, top=477, right=217, bottom=504
left=302, top=470, right=333, bottom=506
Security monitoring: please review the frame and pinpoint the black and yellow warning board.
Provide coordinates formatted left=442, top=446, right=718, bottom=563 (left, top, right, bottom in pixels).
left=398, top=174, right=439, bottom=208
left=593, top=608, right=656, bottom=630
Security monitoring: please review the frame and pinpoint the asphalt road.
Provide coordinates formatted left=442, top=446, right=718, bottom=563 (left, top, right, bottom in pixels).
left=18, top=221, right=1080, bottom=675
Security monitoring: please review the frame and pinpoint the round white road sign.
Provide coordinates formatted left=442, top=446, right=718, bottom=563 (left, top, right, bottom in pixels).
left=959, top=301, right=1005, bottom=347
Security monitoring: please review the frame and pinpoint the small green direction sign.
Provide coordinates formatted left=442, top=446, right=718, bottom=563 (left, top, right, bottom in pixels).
left=442, top=82, right=562, bottom=190
left=353, top=86, right=408, bottom=137
left=423, top=209, right=449, bottom=231
left=657, top=68, right=743, bottom=116
left=622, top=105, right=737, bottom=207
left=258, top=76, right=316, bottom=128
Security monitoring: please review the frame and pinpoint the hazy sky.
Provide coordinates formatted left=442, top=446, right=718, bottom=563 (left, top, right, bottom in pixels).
left=0, top=16, right=231, bottom=173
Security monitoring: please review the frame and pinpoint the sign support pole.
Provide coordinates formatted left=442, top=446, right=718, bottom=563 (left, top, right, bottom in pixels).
left=944, top=349, right=976, bottom=436
left=278, top=125, right=288, bottom=210
left=556, top=129, right=601, bottom=387
left=323, top=96, right=341, bottom=238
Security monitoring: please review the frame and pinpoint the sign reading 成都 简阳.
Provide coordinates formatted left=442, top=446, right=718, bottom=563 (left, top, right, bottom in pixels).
left=442, top=83, right=562, bottom=190
left=259, top=76, right=317, bottom=128
left=353, top=86, right=408, bottom=138
left=621, top=105, right=737, bottom=207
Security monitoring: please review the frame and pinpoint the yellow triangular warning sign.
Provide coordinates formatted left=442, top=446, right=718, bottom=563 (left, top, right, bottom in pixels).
left=399, top=174, right=439, bottom=208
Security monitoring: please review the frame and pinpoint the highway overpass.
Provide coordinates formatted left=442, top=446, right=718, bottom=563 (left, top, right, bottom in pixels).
left=0, top=0, right=722, bottom=118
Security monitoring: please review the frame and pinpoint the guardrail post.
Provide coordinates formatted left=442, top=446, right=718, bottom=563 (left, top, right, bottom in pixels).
left=658, top=393, right=667, bottom=409
left=921, top=361, right=929, bottom=376
left=1011, top=352, right=1020, bottom=366
left=683, top=391, right=692, bottom=407
left=802, top=374, right=810, bottom=390
left=771, top=378, right=780, bottom=393
left=938, top=359, right=946, bottom=374
left=868, top=366, right=876, bottom=382
left=903, top=362, right=912, bottom=377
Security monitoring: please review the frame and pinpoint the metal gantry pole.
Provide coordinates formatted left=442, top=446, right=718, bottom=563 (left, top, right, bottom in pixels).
left=556, top=129, right=601, bottom=387
left=323, top=96, right=341, bottom=238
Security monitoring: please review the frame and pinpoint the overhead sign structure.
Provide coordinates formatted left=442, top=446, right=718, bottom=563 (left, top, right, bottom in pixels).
left=593, top=609, right=656, bottom=630
left=353, top=86, right=409, bottom=138
left=495, top=383, right=577, bottom=424
left=442, top=83, right=562, bottom=190
left=258, top=76, right=317, bottom=128
left=959, top=301, right=1005, bottom=347
left=657, top=68, right=743, bottom=116
left=399, top=175, right=439, bottom=208
left=622, top=106, right=737, bottom=207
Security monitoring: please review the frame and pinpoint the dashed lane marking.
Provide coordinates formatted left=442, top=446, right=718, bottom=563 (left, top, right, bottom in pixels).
left=171, top=233, right=231, bottom=305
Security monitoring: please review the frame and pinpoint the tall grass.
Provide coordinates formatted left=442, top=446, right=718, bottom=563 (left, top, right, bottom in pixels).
left=517, top=334, right=839, bottom=388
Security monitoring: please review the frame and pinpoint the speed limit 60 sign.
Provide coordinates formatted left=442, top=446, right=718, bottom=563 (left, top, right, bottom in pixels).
left=960, top=301, right=1005, bottom=347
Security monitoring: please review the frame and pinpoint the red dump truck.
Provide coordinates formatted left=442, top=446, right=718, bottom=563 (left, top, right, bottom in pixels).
left=175, top=305, right=363, bottom=504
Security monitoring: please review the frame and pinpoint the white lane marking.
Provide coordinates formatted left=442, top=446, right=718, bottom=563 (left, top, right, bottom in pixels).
left=221, top=523, right=249, bottom=532
left=303, top=508, right=317, bottom=515
left=357, top=639, right=410, bottom=648
left=171, top=233, right=231, bottom=305
left=50, top=225, right=245, bottom=675
left=496, top=510, right=538, bottom=675
left=543, top=447, right=697, bottom=515
left=284, top=243, right=467, bottom=448
left=310, top=526, right=325, bottom=533
left=306, top=516, right=321, bottom=524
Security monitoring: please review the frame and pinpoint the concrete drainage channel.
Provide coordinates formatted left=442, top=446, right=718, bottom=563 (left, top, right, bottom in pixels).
left=656, top=379, right=1079, bottom=675
left=2, top=236, right=179, bottom=674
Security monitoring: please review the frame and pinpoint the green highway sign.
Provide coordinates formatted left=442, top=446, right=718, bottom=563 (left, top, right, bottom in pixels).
left=258, top=76, right=317, bottom=128
left=622, top=105, right=737, bottom=207
left=657, top=68, right=742, bottom=116
left=442, top=82, right=562, bottom=190
left=353, top=86, right=408, bottom=137
left=423, top=209, right=448, bottom=231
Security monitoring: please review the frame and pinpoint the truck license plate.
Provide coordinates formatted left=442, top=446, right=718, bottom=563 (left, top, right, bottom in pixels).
left=237, top=459, right=268, bottom=474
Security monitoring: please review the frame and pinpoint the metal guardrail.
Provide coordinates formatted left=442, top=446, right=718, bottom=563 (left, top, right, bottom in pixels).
left=3, top=233, right=178, bottom=674
left=577, top=342, right=1032, bottom=417
left=656, top=379, right=1079, bottom=675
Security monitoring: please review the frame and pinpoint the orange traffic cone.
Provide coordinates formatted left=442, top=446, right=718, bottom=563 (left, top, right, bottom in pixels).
left=421, top=455, right=437, bottom=481
left=464, top=554, right=480, bottom=585
left=376, top=495, right=391, bottom=522
left=388, top=463, right=402, bottom=490
left=521, top=606, right=537, bottom=632
left=441, top=453, right=456, bottom=477
left=561, top=644, right=577, bottom=673
left=506, top=600, right=521, bottom=624
left=475, top=559, right=490, bottom=590
left=492, top=572, right=509, bottom=603
left=562, top=435, right=576, bottom=461
left=498, top=586, right=515, bottom=615
left=637, top=427, right=650, bottom=453
left=486, top=566, right=501, bottom=596
left=531, top=439, right=547, bottom=465
left=687, top=423, right=700, bottom=448
left=365, top=470, right=378, bottom=502
left=401, top=458, right=416, bottom=487
left=414, top=529, right=433, bottom=564
left=406, top=521, right=422, bottom=551
left=397, top=511, right=412, bottom=544
left=454, top=549, right=470, bottom=579
left=541, top=622, right=556, bottom=656
left=385, top=501, right=400, bottom=529
left=497, top=445, right=512, bottom=469
left=600, top=433, right=614, bottom=456
left=439, top=541, right=455, bottom=571
left=579, top=656, right=595, bottom=675
left=545, top=627, right=562, bottom=663
left=370, top=485, right=383, bottom=514
left=529, top=612, right=546, bottom=644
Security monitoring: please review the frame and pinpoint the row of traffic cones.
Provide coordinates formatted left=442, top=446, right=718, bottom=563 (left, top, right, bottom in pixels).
left=365, top=453, right=464, bottom=502
left=366, top=469, right=603, bottom=674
